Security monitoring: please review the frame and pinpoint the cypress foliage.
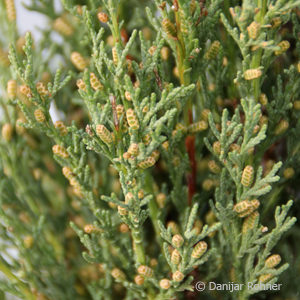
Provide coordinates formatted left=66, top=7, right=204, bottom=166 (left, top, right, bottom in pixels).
left=0, top=0, right=299, bottom=299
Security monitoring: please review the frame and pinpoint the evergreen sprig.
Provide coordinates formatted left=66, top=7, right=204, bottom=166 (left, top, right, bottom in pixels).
left=0, top=0, right=299, bottom=299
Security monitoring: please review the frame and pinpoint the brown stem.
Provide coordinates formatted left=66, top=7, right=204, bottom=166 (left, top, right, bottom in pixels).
left=185, top=135, right=196, bottom=205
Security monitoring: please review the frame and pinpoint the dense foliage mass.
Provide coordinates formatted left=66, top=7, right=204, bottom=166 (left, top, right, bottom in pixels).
left=0, top=0, right=299, bottom=299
